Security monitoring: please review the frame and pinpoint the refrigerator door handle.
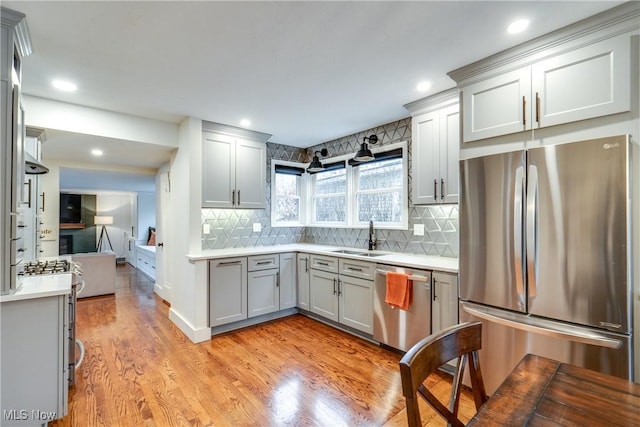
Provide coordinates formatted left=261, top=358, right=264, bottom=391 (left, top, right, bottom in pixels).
left=513, top=166, right=525, bottom=302
left=526, top=165, right=539, bottom=298
left=461, top=302, right=622, bottom=349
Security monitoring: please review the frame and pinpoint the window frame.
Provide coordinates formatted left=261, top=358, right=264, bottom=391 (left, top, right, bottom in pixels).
left=309, top=161, right=348, bottom=227
left=270, top=160, right=307, bottom=227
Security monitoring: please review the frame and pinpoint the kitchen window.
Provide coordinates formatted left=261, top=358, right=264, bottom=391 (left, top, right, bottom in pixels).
left=310, top=161, right=347, bottom=225
left=272, top=162, right=306, bottom=226
left=350, top=147, right=404, bottom=227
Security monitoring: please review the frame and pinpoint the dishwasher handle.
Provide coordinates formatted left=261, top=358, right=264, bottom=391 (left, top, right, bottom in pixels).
left=375, top=269, right=429, bottom=283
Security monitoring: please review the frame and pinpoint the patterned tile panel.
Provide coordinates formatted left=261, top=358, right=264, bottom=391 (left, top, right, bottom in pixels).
left=202, top=119, right=459, bottom=258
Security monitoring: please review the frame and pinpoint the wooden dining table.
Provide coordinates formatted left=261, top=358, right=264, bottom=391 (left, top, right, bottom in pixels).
left=467, top=353, right=640, bottom=426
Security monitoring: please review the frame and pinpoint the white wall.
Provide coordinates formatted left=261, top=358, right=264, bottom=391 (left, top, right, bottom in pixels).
left=136, top=192, right=156, bottom=243
left=96, top=193, right=135, bottom=258
left=167, top=116, right=210, bottom=343
left=23, top=95, right=178, bottom=148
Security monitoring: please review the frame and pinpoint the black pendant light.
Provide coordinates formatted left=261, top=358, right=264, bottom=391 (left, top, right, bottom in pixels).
left=353, top=135, right=378, bottom=162
left=307, top=148, right=329, bottom=173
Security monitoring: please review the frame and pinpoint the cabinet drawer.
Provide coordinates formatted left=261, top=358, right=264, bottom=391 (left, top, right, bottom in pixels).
left=310, top=255, right=338, bottom=273
left=339, top=258, right=375, bottom=280
left=248, top=254, right=279, bottom=271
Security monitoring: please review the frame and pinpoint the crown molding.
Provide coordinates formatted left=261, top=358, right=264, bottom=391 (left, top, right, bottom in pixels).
left=1, top=7, right=32, bottom=57
left=202, top=120, right=272, bottom=143
left=403, top=87, right=459, bottom=116
left=448, top=2, right=640, bottom=85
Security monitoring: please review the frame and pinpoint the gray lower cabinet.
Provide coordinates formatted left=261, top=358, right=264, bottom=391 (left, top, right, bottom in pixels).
left=432, top=271, right=459, bottom=370
left=296, top=253, right=311, bottom=310
left=1, top=295, right=69, bottom=423
left=432, top=271, right=459, bottom=334
left=309, top=269, right=340, bottom=321
left=339, top=275, right=374, bottom=334
left=309, top=255, right=374, bottom=334
left=209, top=257, right=247, bottom=327
left=278, top=253, right=297, bottom=310
left=248, top=268, right=279, bottom=318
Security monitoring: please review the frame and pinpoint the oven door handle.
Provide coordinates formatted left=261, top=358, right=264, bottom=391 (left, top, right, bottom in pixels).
left=76, top=278, right=86, bottom=296
left=75, top=339, right=85, bottom=370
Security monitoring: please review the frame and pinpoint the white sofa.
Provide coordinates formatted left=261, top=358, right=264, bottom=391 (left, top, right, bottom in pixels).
left=72, top=252, right=116, bottom=298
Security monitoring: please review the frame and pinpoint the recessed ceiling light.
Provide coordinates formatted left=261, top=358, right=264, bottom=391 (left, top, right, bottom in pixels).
left=91, top=149, right=103, bottom=156
left=240, top=119, right=251, bottom=127
left=507, top=19, right=530, bottom=34
left=416, top=81, right=431, bottom=92
left=52, top=79, right=77, bottom=92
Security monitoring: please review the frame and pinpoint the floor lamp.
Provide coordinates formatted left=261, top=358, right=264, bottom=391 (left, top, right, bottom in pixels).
left=95, top=215, right=114, bottom=252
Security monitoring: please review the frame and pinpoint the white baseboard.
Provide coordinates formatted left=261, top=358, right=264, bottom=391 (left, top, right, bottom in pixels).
left=169, top=308, right=211, bottom=343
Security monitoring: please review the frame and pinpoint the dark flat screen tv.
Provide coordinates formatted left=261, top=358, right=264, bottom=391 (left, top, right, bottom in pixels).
left=60, top=194, right=82, bottom=223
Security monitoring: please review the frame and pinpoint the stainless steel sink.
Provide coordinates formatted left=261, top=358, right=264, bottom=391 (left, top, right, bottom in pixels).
left=331, top=249, right=386, bottom=257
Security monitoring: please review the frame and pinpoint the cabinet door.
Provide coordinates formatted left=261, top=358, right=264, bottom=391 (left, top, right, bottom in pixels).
left=462, top=67, right=531, bottom=142
left=235, top=138, right=266, bottom=209
left=339, top=276, right=374, bottom=334
left=411, top=110, right=440, bottom=204
left=248, top=268, right=279, bottom=318
left=279, top=252, right=297, bottom=310
left=432, top=271, right=459, bottom=333
left=439, top=104, right=460, bottom=204
left=309, top=269, right=339, bottom=322
left=209, top=258, right=247, bottom=326
left=532, top=35, right=630, bottom=129
left=202, top=132, right=236, bottom=208
left=297, top=254, right=311, bottom=310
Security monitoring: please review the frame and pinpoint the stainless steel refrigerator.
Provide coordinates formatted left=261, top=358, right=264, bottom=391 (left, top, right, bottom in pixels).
left=459, top=135, right=633, bottom=394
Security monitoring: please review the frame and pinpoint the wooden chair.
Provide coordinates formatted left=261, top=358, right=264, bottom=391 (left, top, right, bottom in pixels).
left=398, top=322, right=488, bottom=427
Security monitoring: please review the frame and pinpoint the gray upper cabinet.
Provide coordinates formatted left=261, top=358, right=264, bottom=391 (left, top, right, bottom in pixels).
left=201, top=122, right=271, bottom=209
left=405, top=89, right=460, bottom=205
left=454, top=31, right=632, bottom=143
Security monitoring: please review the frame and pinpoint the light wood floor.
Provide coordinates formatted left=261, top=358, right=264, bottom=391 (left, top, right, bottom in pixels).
left=51, top=264, right=475, bottom=426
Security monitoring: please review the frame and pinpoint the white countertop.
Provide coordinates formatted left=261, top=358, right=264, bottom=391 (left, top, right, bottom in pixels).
left=187, top=243, right=458, bottom=272
left=0, top=274, right=73, bottom=303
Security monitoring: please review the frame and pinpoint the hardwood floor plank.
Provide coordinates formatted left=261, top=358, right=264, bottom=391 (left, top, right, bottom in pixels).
left=50, top=263, right=473, bottom=427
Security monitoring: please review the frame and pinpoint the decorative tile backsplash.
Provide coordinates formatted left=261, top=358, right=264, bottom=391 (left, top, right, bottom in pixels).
left=201, top=118, right=459, bottom=258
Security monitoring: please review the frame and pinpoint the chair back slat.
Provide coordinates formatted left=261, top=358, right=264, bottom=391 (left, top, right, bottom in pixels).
left=399, top=322, right=488, bottom=427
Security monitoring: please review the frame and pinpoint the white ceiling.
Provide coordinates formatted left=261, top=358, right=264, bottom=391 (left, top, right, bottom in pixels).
left=5, top=0, right=625, bottom=175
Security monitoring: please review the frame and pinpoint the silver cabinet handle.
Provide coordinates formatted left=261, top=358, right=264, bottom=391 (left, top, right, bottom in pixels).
left=434, top=179, right=438, bottom=200
left=522, top=96, right=526, bottom=125
left=333, top=278, right=337, bottom=295
left=317, top=261, right=329, bottom=266
left=347, top=267, right=363, bottom=272
left=535, top=92, right=540, bottom=123
left=218, top=260, right=242, bottom=266
left=237, top=190, right=240, bottom=205
left=256, top=260, right=272, bottom=265
left=440, top=178, right=445, bottom=200
left=232, top=190, right=236, bottom=206
left=338, top=279, right=342, bottom=296
left=276, top=272, right=280, bottom=288
left=305, top=257, right=309, bottom=273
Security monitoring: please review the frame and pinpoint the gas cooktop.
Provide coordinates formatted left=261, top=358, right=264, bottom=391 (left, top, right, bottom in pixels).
left=22, top=260, right=72, bottom=276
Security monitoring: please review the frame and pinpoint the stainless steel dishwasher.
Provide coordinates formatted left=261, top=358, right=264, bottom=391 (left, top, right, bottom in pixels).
left=373, top=265, right=431, bottom=352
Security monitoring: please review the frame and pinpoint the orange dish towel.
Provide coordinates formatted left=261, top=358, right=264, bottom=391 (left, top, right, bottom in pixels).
left=385, top=271, right=412, bottom=310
